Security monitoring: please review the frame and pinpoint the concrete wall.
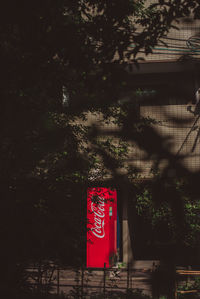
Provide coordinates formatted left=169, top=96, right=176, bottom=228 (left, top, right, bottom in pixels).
left=128, top=104, right=200, bottom=178
left=134, top=1, right=200, bottom=62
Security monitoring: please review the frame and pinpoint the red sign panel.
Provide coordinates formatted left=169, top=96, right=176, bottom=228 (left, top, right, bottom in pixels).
left=87, top=187, right=117, bottom=268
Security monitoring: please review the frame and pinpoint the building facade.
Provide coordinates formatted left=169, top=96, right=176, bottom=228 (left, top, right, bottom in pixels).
left=84, top=14, right=200, bottom=266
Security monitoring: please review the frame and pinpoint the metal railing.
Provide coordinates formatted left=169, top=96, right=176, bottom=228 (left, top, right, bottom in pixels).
left=175, top=269, right=200, bottom=299
left=25, top=263, right=152, bottom=298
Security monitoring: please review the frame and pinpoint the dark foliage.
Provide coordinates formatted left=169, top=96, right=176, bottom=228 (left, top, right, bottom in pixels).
left=1, top=0, right=200, bottom=297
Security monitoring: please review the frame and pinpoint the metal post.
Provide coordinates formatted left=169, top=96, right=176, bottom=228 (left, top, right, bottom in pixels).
left=103, top=263, right=106, bottom=299
left=81, top=267, right=84, bottom=298
left=38, top=263, right=42, bottom=293
left=57, top=268, right=60, bottom=295
left=127, top=263, right=130, bottom=293
left=175, top=279, right=177, bottom=299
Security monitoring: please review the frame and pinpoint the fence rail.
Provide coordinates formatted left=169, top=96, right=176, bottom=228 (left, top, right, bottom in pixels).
left=23, top=263, right=200, bottom=298
left=175, top=270, right=200, bottom=299
left=25, top=264, right=153, bottom=298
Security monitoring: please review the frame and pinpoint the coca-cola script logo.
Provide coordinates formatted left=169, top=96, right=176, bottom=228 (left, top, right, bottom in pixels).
left=91, top=197, right=105, bottom=239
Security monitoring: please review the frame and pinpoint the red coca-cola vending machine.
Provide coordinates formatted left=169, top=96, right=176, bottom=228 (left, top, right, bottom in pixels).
left=87, top=187, right=117, bottom=268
